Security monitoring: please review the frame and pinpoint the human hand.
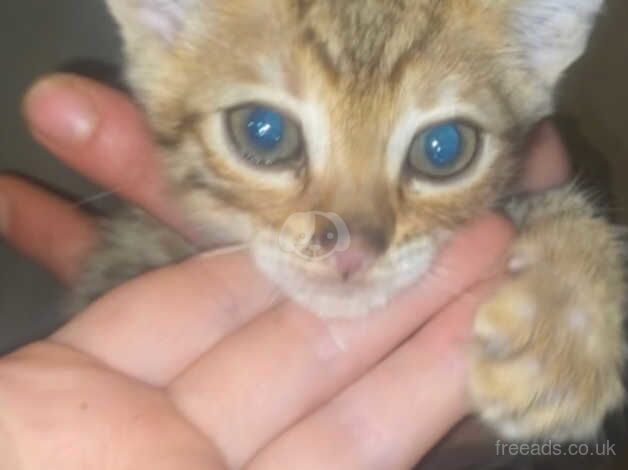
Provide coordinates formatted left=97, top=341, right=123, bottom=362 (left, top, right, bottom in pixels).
left=0, top=74, right=570, bottom=469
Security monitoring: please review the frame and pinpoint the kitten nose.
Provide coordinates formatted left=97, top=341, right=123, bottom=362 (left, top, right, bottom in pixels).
left=333, top=236, right=379, bottom=280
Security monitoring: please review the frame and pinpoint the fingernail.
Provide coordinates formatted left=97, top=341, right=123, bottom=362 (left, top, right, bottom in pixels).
left=23, top=76, right=98, bottom=145
left=0, top=192, right=8, bottom=236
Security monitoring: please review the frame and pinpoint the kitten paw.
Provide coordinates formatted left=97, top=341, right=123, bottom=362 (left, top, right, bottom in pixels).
left=469, top=246, right=625, bottom=441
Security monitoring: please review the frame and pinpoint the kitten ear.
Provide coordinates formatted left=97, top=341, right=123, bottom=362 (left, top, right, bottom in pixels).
left=106, top=0, right=197, bottom=44
left=510, top=0, right=604, bottom=85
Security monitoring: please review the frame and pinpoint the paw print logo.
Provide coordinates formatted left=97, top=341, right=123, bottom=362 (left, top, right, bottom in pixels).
left=278, top=212, right=350, bottom=260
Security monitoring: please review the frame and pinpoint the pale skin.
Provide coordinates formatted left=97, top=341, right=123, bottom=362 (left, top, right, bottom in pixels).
left=0, top=74, right=570, bottom=469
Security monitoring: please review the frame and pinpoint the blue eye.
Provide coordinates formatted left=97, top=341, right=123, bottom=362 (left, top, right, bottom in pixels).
left=246, top=107, right=285, bottom=151
left=408, top=121, right=478, bottom=177
left=424, top=123, right=463, bottom=168
left=227, top=105, right=303, bottom=166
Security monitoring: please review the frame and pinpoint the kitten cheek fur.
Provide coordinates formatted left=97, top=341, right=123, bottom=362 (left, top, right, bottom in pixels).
left=87, top=0, right=625, bottom=445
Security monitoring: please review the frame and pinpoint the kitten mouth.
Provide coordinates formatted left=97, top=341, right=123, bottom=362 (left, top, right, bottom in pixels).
left=293, top=243, right=334, bottom=260
left=293, top=272, right=375, bottom=289
left=251, top=233, right=439, bottom=318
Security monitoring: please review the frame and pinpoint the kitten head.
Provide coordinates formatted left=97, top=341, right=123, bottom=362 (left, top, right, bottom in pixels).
left=105, top=0, right=603, bottom=317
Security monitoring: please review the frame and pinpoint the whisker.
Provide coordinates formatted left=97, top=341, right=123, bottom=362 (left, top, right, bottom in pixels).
left=73, top=190, right=118, bottom=208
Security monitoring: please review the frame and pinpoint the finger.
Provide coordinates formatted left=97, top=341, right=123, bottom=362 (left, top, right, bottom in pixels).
left=0, top=175, right=97, bottom=284
left=0, top=342, right=226, bottom=470
left=22, top=74, right=190, bottom=235
left=519, top=121, right=573, bottom=192
left=168, top=214, right=515, bottom=468
left=249, top=280, right=501, bottom=470
left=51, top=249, right=279, bottom=386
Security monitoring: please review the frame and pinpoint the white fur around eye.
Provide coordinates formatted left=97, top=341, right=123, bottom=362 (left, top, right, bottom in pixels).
left=299, top=102, right=331, bottom=176
left=208, top=83, right=331, bottom=177
left=386, top=103, right=498, bottom=195
left=201, top=112, right=299, bottom=188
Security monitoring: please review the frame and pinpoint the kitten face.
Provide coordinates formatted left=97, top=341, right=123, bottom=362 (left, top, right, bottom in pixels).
left=106, top=0, right=603, bottom=316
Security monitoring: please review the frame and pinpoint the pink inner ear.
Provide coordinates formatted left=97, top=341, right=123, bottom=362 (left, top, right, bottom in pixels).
left=137, top=0, right=187, bottom=42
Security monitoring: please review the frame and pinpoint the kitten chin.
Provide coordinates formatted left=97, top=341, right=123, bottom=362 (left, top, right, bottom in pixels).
left=251, top=230, right=439, bottom=318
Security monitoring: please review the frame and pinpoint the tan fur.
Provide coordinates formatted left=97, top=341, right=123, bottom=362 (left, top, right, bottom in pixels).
left=74, top=0, right=625, bottom=447
left=471, top=186, right=625, bottom=440
left=129, top=0, right=525, bottom=249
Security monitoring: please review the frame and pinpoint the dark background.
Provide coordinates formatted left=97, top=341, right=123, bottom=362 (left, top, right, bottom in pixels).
left=1, top=1, right=121, bottom=349
left=1, top=2, right=628, bottom=468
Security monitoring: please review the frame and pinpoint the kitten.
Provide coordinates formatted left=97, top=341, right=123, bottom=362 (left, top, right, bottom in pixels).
left=75, top=0, right=625, bottom=446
